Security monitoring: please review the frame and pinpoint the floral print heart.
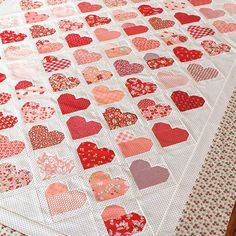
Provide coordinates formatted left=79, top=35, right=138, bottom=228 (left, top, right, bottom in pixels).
left=89, top=171, right=129, bottom=201
left=30, top=25, right=56, bottom=38
left=137, top=99, right=172, bottom=121
left=82, top=66, right=113, bottom=84
left=0, top=163, right=33, bottom=192
left=125, top=78, right=157, bottom=97
left=77, top=142, right=115, bottom=169
left=103, top=107, right=138, bottom=130
left=49, top=73, right=80, bottom=91
left=21, top=101, right=55, bottom=123
left=201, top=40, right=231, bottom=55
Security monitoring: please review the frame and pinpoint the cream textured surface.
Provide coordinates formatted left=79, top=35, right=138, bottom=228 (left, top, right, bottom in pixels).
left=0, top=0, right=235, bottom=235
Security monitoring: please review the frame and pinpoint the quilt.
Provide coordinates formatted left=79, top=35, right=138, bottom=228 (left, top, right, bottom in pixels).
left=0, top=0, right=235, bottom=235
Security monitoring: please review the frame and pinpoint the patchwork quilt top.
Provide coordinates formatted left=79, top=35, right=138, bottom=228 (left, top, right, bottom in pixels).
left=0, top=0, right=235, bottom=235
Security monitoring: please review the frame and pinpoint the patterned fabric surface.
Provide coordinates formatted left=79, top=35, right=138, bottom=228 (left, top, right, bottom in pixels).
left=176, top=89, right=236, bottom=235
left=0, top=224, right=25, bottom=236
left=0, top=0, right=235, bottom=235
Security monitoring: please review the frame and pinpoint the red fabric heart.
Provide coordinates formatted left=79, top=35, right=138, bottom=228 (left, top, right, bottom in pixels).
left=125, top=78, right=157, bottom=97
left=103, top=107, right=138, bottom=130
left=85, top=14, right=111, bottom=27
left=122, top=23, right=149, bottom=35
left=188, top=0, right=212, bottom=6
left=0, top=92, right=11, bottom=105
left=0, top=73, right=6, bottom=83
left=28, top=125, right=64, bottom=150
left=104, top=212, right=146, bottom=235
left=0, top=30, right=27, bottom=44
left=77, top=142, right=115, bottom=169
left=174, top=12, right=201, bottom=24
left=173, top=46, right=203, bottom=62
left=57, top=93, right=90, bottom=114
left=171, top=90, right=205, bottom=111
left=78, top=2, right=102, bottom=13
left=138, top=4, right=163, bottom=16
left=152, top=122, right=189, bottom=147
left=0, top=112, right=18, bottom=130
left=67, top=116, right=102, bottom=139
left=65, top=33, right=92, bottom=48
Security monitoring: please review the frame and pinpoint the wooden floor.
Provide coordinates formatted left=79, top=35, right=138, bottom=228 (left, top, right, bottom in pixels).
left=226, top=202, right=236, bottom=236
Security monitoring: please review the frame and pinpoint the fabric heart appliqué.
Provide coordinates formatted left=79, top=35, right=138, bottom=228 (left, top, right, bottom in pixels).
left=187, top=64, right=219, bottom=82
left=199, top=8, right=225, bottom=19
left=125, top=78, right=157, bottom=97
left=103, top=0, right=127, bottom=8
left=138, top=99, right=172, bottom=121
left=173, top=46, right=203, bottom=62
left=122, top=23, right=149, bottom=36
left=0, top=163, right=33, bottom=192
left=114, top=59, right=144, bottom=76
left=49, top=73, right=80, bottom=92
left=187, top=0, right=212, bottom=6
left=24, top=11, right=49, bottom=24
left=213, top=20, right=236, bottom=33
left=201, top=40, right=231, bottom=55
left=132, top=37, right=160, bottom=51
left=58, top=19, right=83, bottom=32
left=102, top=205, right=146, bottom=235
left=161, top=31, right=188, bottom=46
left=171, top=90, right=205, bottom=111
left=138, top=4, right=163, bottom=16
left=144, top=53, right=174, bottom=69
left=45, top=183, right=87, bottom=216
left=77, top=142, right=115, bottom=169
left=0, top=135, right=25, bottom=159
left=65, top=33, right=92, bottom=48
left=20, top=0, right=43, bottom=11
left=130, top=160, right=170, bottom=189
left=94, top=28, right=121, bottom=41
left=157, top=71, right=189, bottom=89
left=0, top=92, right=11, bottom=105
left=28, top=125, right=65, bottom=150
left=89, top=171, right=129, bottom=201
left=174, top=12, right=201, bottom=24
left=67, top=116, right=102, bottom=140
left=57, top=94, right=90, bottom=114
left=82, top=66, right=113, bottom=84
left=152, top=122, right=189, bottom=147
left=36, top=39, right=63, bottom=54
left=73, top=49, right=102, bottom=65
left=164, top=0, right=186, bottom=10
left=187, top=25, right=215, bottom=39
left=103, top=107, right=138, bottom=130
left=92, top=86, right=125, bottom=105
left=78, top=2, right=102, bottom=13
left=29, top=25, right=56, bottom=38
left=21, top=101, right=55, bottom=123
left=42, top=55, right=71, bottom=72
left=0, top=112, right=18, bottom=130
left=85, top=14, right=111, bottom=27
left=37, top=153, right=74, bottom=180
left=115, top=131, right=153, bottom=158
left=0, top=30, right=27, bottom=44
left=149, top=17, right=175, bottom=30
left=15, top=80, right=46, bottom=100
